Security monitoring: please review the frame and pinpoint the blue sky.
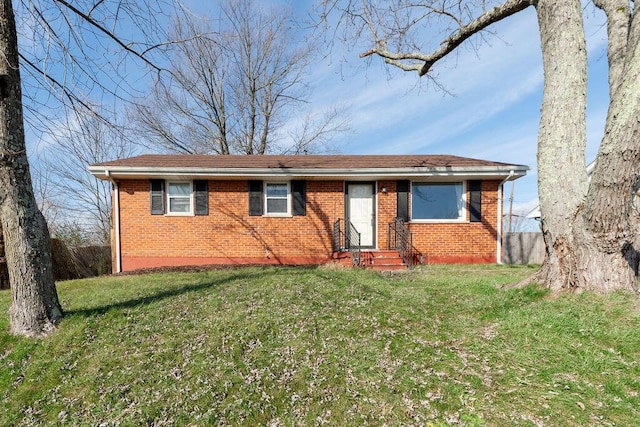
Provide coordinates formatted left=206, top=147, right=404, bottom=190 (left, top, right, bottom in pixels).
left=183, top=0, right=611, bottom=220
left=284, top=4, right=610, bottom=219
left=24, top=1, right=612, bottom=224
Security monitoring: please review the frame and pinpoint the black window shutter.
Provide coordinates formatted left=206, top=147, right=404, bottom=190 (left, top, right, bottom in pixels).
left=150, top=179, right=165, bottom=215
left=292, top=180, right=306, bottom=216
left=469, top=180, right=482, bottom=222
left=396, top=180, right=409, bottom=222
left=248, top=180, right=263, bottom=216
left=194, top=180, right=209, bottom=215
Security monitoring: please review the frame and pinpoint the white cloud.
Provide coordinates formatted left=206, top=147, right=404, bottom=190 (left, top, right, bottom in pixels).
left=155, top=1, right=611, bottom=226
left=294, top=3, right=610, bottom=209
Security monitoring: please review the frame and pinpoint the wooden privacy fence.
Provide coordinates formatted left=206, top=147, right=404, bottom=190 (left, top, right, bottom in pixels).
left=502, top=232, right=544, bottom=265
left=0, top=240, right=111, bottom=289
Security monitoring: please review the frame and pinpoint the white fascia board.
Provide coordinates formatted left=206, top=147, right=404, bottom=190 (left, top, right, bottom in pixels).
left=89, top=165, right=528, bottom=181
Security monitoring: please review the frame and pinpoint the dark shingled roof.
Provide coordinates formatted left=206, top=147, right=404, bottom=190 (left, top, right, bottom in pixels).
left=92, top=154, right=523, bottom=169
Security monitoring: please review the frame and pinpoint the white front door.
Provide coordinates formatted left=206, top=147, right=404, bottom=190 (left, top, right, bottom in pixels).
left=346, top=183, right=376, bottom=248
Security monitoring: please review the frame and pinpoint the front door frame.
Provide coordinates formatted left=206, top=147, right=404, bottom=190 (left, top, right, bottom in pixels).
left=345, top=181, right=377, bottom=249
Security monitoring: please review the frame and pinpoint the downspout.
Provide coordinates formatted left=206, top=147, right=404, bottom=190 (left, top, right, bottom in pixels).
left=105, top=169, right=122, bottom=273
left=497, top=170, right=515, bottom=264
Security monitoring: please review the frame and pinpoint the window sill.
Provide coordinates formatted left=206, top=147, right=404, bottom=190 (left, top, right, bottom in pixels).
left=164, top=212, right=195, bottom=217
left=410, top=219, right=467, bottom=224
left=263, top=213, right=292, bottom=218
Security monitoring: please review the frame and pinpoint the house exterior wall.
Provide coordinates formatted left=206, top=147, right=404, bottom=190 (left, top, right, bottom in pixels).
left=114, top=178, right=501, bottom=272
left=408, top=180, right=500, bottom=264
left=117, top=179, right=344, bottom=271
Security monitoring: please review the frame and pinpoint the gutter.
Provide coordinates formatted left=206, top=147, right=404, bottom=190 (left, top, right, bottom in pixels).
left=105, top=169, right=122, bottom=273
left=496, top=170, right=515, bottom=264
left=88, top=165, right=529, bottom=181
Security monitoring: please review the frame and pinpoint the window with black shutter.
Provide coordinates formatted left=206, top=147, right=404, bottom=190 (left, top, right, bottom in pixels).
left=248, top=181, right=263, bottom=216
left=411, top=182, right=465, bottom=220
left=292, top=180, right=306, bottom=216
left=396, top=180, right=409, bottom=222
left=469, top=180, right=482, bottom=222
left=166, top=182, right=192, bottom=214
left=150, top=179, right=165, bottom=215
left=194, top=180, right=209, bottom=215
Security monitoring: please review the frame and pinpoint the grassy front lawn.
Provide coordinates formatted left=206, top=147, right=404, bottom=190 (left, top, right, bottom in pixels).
left=1, top=265, right=639, bottom=425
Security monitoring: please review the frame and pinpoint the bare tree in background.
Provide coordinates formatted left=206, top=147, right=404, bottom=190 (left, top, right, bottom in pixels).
left=136, top=0, right=348, bottom=155
left=41, top=108, right=138, bottom=244
left=31, top=161, right=62, bottom=232
left=320, top=0, right=640, bottom=293
left=2, top=0, right=177, bottom=337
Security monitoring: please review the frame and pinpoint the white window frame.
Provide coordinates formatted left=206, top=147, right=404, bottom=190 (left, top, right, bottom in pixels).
left=410, top=181, right=466, bottom=223
left=166, top=181, right=194, bottom=216
left=264, top=182, right=291, bottom=217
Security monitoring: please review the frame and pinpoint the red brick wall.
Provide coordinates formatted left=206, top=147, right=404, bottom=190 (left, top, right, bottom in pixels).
left=377, top=180, right=399, bottom=250
left=117, top=180, right=344, bottom=270
left=407, top=180, right=500, bottom=264
left=114, top=178, right=501, bottom=271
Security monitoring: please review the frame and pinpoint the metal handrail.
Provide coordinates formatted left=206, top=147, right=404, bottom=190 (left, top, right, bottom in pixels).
left=388, top=217, right=413, bottom=267
left=332, top=219, right=343, bottom=252
left=346, top=220, right=362, bottom=267
left=333, top=219, right=362, bottom=267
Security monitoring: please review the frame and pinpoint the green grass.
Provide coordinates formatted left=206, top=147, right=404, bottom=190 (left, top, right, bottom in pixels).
left=1, top=264, right=639, bottom=425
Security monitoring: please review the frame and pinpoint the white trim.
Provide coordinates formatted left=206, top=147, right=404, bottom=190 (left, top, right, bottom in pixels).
left=264, top=182, right=291, bottom=217
left=497, top=170, right=515, bottom=264
left=345, top=181, right=377, bottom=248
left=374, top=181, right=379, bottom=250
left=89, top=165, right=528, bottom=181
left=410, top=219, right=468, bottom=224
left=108, top=177, right=122, bottom=274
left=166, top=181, right=193, bottom=215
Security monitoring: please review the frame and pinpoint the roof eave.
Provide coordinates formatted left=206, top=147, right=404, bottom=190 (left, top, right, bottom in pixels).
left=88, top=165, right=528, bottom=181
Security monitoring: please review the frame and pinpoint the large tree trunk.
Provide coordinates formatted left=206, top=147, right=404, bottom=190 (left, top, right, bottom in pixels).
left=578, top=7, right=640, bottom=293
left=536, top=0, right=639, bottom=293
left=535, top=0, right=589, bottom=291
left=0, top=0, right=62, bottom=336
left=328, top=0, right=640, bottom=293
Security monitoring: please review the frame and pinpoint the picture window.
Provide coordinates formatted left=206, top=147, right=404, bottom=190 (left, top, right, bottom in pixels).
left=411, top=182, right=464, bottom=221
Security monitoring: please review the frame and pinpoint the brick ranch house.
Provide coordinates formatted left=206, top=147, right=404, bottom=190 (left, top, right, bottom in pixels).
left=89, top=154, right=528, bottom=272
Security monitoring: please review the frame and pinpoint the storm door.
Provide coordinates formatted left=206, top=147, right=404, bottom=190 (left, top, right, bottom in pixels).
left=345, top=182, right=376, bottom=248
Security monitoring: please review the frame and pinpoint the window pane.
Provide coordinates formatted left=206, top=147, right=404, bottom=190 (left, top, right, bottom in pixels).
left=169, top=182, right=191, bottom=196
left=170, top=197, right=190, bottom=213
left=266, top=183, right=288, bottom=197
left=412, top=183, right=462, bottom=220
left=267, top=198, right=287, bottom=213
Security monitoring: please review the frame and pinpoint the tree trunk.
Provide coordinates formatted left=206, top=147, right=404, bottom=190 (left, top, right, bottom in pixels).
left=578, top=6, right=640, bottom=292
left=536, top=0, right=639, bottom=293
left=535, top=0, right=589, bottom=291
left=593, top=0, right=630, bottom=97
left=0, top=0, right=63, bottom=336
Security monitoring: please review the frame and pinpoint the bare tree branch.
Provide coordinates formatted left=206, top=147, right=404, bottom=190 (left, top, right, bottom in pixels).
left=135, top=0, right=346, bottom=155
left=357, top=0, right=536, bottom=75
left=41, top=106, right=138, bottom=243
left=52, top=0, right=163, bottom=72
left=19, top=53, right=97, bottom=116
left=319, top=0, right=640, bottom=292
